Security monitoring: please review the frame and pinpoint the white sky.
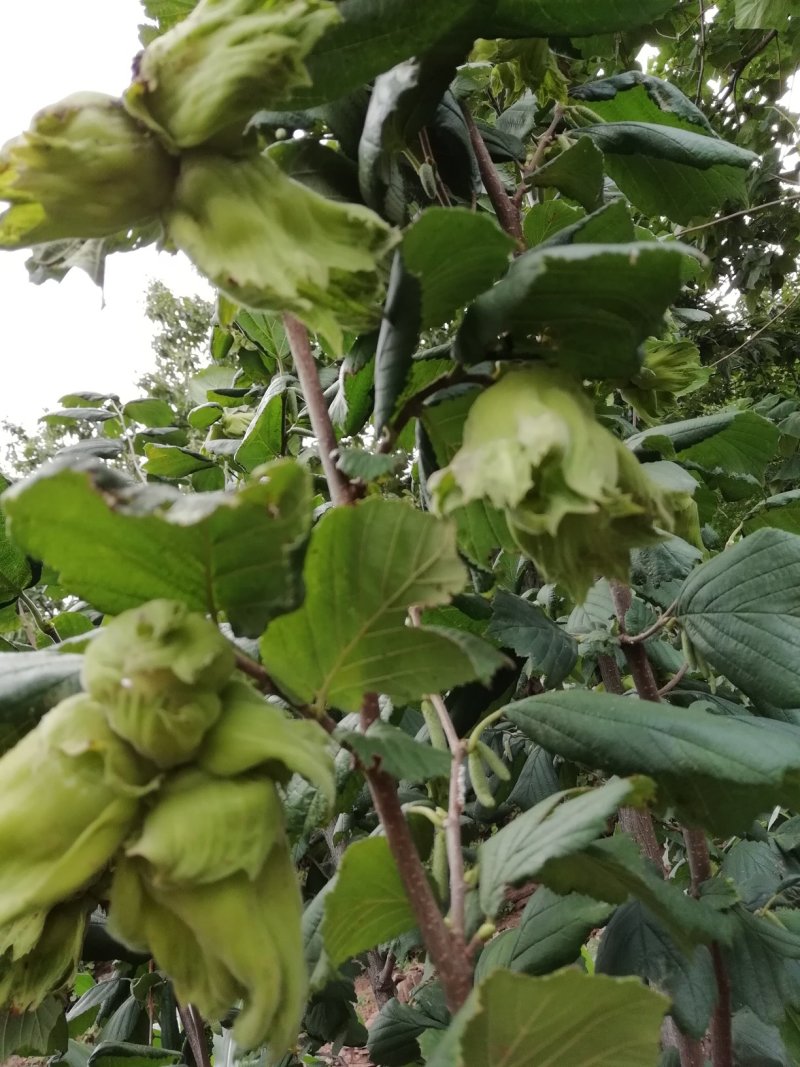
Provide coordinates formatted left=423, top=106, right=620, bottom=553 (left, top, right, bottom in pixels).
left=0, top=0, right=212, bottom=433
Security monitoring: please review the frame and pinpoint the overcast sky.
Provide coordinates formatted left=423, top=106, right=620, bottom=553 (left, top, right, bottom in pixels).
left=0, top=0, right=212, bottom=433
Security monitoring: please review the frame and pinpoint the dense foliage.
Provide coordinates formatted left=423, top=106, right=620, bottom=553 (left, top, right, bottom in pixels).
left=1, top=1, right=800, bottom=1066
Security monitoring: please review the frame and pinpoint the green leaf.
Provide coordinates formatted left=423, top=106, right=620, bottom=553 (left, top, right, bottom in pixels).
left=3, top=459, right=312, bottom=638
left=284, top=0, right=483, bottom=108
left=358, top=57, right=457, bottom=221
left=523, top=200, right=585, bottom=246
left=50, top=611, right=94, bottom=641
left=336, top=449, right=403, bottom=481
left=402, top=209, right=514, bottom=329
left=539, top=835, right=729, bottom=950
left=41, top=408, right=117, bottom=426
left=426, top=969, right=667, bottom=1067
left=269, top=139, right=361, bottom=203
left=675, top=411, right=778, bottom=500
left=0, top=997, right=67, bottom=1058
left=142, top=445, right=215, bottom=479
left=141, top=0, right=196, bottom=35
left=374, top=251, right=421, bottom=433
left=504, top=689, right=800, bottom=835
left=476, top=889, right=614, bottom=983
left=628, top=409, right=780, bottom=498
left=421, top=391, right=516, bottom=568
left=187, top=403, right=223, bottom=430
left=87, top=1044, right=183, bottom=1067
left=234, top=375, right=292, bottom=471
left=489, top=0, right=679, bottom=37
left=486, top=589, right=577, bottom=688
left=323, top=837, right=414, bottom=966
left=530, top=138, right=604, bottom=211
left=597, top=901, right=716, bottom=1038
left=133, top=427, right=189, bottom=455
left=455, top=243, right=696, bottom=379
left=478, top=777, right=654, bottom=915
left=368, top=986, right=448, bottom=1066
left=571, top=72, right=716, bottom=135
left=337, top=720, right=451, bottom=780
left=734, top=0, right=793, bottom=29
left=575, top=124, right=757, bottom=225
left=0, top=650, right=83, bottom=754
left=330, top=337, right=376, bottom=438
left=0, top=475, right=32, bottom=601
left=724, top=907, right=800, bottom=1025
left=261, top=498, right=507, bottom=711
left=677, top=528, right=800, bottom=723
left=743, top=490, right=800, bottom=536
left=122, top=398, right=176, bottom=427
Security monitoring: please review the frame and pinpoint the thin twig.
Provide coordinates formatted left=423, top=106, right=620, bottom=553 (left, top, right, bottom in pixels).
left=677, top=192, right=800, bottom=236
left=377, top=369, right=492, bottom=455
left=695, top=0, right=706, bottom=105
left=512, top=105, right=565, bottom=207
left=283, top=314, right=358, bottom=506
left=619, top=598, right=678, bottom=645
left=712, top=289, right=800, bottom=368
left=659, top=662, right=689, bottom=697
left=360, top=693, right=472, bottom=1013
left=716, top=29, right=778, bottom=104
left=408, top=605, right=467, bottom=939
left=418, top=127, right=451, bottom=207
left=18, top=590, right=60, bottom=644
left=459, top=102, right=524, bottom=244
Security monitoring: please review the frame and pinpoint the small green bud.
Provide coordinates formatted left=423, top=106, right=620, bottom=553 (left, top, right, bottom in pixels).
left=0, top=93, right=176, bottom=249
left=82, top=600, right=235, bottom=768
left=166, top=151, right=398, bottom=350
left=0, top=694, right=153, bottom=928
left=128, top=768, right=285, bottom=885
left=124, top=0, right=341, bottom=150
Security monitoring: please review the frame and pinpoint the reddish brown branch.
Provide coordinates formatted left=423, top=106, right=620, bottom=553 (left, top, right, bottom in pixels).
left=460, top=102, right=524, bottom=245
left=512, top=105, right=564, bottom=207
left=612, top=582, right=729, bottom=1067
left=283, top=314, right=358, bottom=507
left=360, top=694, right=472, bottom=1013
